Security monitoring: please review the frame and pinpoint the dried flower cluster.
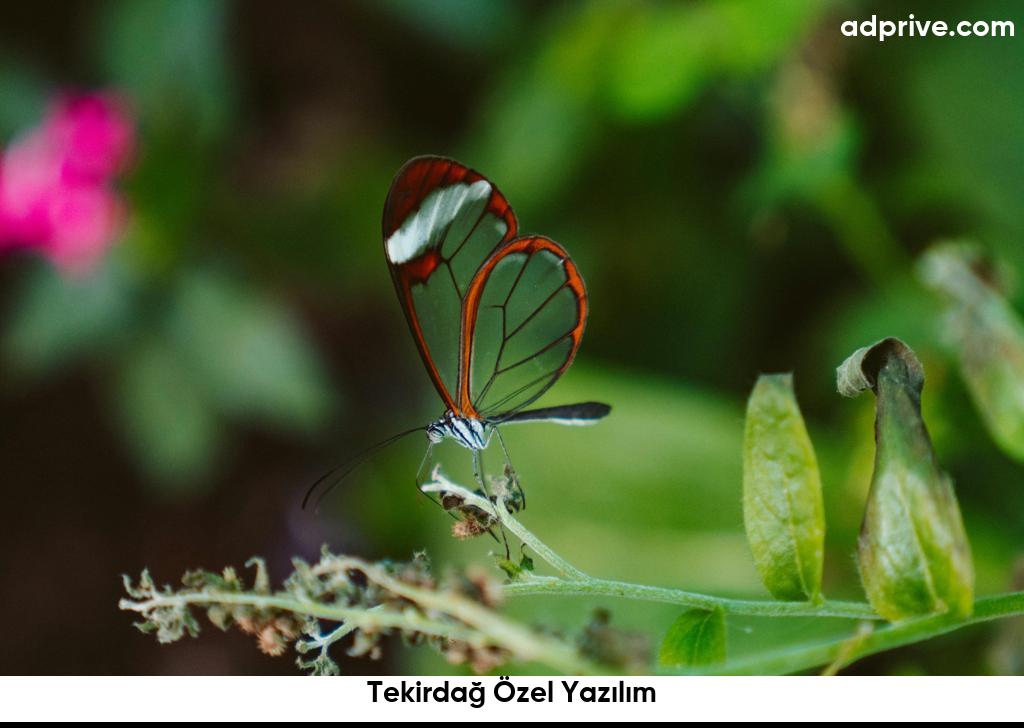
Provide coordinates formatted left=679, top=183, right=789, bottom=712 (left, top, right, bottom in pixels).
left=120, top=548, right=524, bottom=676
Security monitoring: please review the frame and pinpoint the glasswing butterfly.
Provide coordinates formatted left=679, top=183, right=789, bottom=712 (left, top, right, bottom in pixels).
left=304, top=156, right=609, bottom=511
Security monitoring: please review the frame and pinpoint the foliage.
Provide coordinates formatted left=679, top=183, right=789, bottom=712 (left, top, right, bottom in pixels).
left=919, top=243, right=1024, bottom=462
left=743, top=373, right=825, bottom=602
left=122, top=337, right=1024, bottom=672
left=838, top=338, right=973, bottom=620
left=658, top=607, right=726, bottom=668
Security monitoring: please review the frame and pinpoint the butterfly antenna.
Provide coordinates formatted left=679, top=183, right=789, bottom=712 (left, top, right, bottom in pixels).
left=303, top=425, right=426, bottom=511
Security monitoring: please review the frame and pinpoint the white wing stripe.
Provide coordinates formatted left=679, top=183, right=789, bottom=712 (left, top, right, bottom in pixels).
left=385, top=180, right=492, bottom=264
left=501, top=417, right=601, bottom=427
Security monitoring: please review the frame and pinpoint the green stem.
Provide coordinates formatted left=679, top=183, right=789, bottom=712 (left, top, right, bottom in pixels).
left=816, top=172, right=910, bottom=285
left=422, top=477, right=588, bottom=579
left=430, top=475, right=877, bottom=618
left=503, top=575, right=880, bottom=619
left=673, top=591, right=1024, bottom=675
left=302, top=605, right=381, bottom=656
left=332, top=557, right=596, bottom=674
left=423, top=471, right=1024, bottom=673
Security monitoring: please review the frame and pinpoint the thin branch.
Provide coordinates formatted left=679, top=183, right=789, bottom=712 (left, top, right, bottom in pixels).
left=423, top=470, right=1024, bottom=673
left=328, top=556, right=596, bottom=674
left=422, top=473, right=588, bottom=580
left=423, top=471, right=879, bottom=620
left=503, top=575, right=881, bottom=620
left=119, top=590, right=481, bottom=644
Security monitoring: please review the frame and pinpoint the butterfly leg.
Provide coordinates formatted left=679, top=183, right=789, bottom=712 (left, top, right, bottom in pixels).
left=415, top=443, right=448, bottom=511
left=493, top=427, right=525, bottom=512
left=473, top=446, right=509, bottom=557
left=415, top=443, right=435, bottom=490
left=417, top=444, right=483, bottom=540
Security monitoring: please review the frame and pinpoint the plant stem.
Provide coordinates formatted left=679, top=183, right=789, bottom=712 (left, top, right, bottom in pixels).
left=424, top=474, right=879, bottom=620
left=422, top=470, right=1024, bottom=672
left=303, top=605, right=380, bottom=655
left=674, top=591, right=1024, bottom=675
left=333, top=557, right=596, bottom=674
left=119, top=591, right=481, bottom=643
left=120, top=557, right=596, bottom=675
left=503, top=575, right=880, bottom=619
left=422, top=476, right=588, bottom=579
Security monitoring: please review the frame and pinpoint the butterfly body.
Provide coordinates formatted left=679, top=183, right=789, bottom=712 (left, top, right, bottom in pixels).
left=426, top=411, right=492, bottom=450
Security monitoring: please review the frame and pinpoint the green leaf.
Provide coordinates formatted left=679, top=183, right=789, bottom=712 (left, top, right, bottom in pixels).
left=169, top=270, right=336, bottom=432
left=496, top=560, right=521, bottom=580
left=99, top=0, right=233, bottom=139
left=742, top=373, right=825, bottom=601
left=606, top=3, right=715, bottom=121
left=605, top=0, right=821, bottom=121
left=658, top=607, right=726, bottom=668
left=918, top=243, right=1024, bottom=462
left=115, top=335, right=222, bottom=492
left=838, top=338, right=974, bottom=621
left=712, top=0, right=821, bottom=75
left=468, top=3, right=615, bottom=210
left=3, top=259, right=131, bottom=376
left=0, top=60, right=48, bottom=137
left=376, top=0, right=522, bottom=52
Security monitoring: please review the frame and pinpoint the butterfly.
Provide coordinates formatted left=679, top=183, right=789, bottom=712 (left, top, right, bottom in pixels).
left=304, top=156, right=609, bottom=510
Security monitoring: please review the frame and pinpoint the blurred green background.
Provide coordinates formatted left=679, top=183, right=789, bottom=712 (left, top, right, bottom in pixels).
left=1, top=0, right=1022, bottom=675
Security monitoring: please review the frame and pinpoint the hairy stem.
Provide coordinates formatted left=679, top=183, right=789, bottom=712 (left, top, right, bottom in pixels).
left=119, top=558, right=595, bottom=675
left=424, top=471, right=1024, bottom=673
left=503, top=575, right=880, bottom=620
left=422, top=476, right=588, bottom=579
left=330, top=556, right=595, bottom=673
left=425, top=473, right=878, bottom=620
left=119, top=590, right=481, bottom=643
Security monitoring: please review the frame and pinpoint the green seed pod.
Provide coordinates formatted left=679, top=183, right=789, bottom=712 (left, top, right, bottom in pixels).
left=918, top=243, right=1024, bottom=462
left=838, top=338, right=974, bottom=621
left=743, top=373, right=825, bottom=602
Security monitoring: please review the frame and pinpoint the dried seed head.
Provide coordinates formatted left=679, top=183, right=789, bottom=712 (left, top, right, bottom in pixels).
left=235, top=615, right=259, bottom=635
left=257, top=625, right=289, bottom=657
left=452, top=519, right=488, bottom=540
left=442, top=640, right=509, bottom=674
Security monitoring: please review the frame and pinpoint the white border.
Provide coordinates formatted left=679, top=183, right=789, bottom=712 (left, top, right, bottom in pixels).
left=1, top=675, right=1021, bottom=722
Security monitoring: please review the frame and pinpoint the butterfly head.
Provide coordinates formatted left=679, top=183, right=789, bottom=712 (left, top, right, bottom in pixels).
left=427, top=412, right=490, bottom=450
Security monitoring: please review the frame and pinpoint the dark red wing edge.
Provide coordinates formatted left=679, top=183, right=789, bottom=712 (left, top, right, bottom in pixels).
left=381, top=156, right=519, bottom=415
left=382, top=155, right=517, bottom=241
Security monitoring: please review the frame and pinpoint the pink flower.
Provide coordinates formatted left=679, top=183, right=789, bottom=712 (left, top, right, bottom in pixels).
left=47, top=94, right=134, bottom=184
left=0, top=91, right=134, bottom=276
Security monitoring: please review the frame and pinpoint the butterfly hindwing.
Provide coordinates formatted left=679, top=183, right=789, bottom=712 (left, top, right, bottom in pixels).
left=459, top=236, right=587, bottom=419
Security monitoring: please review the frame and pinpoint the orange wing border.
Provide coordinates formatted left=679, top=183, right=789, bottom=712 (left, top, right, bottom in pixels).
left=457, top=236, right=588, bottom=418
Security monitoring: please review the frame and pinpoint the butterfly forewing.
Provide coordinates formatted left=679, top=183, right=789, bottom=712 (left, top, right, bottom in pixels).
left=460, top=236, right=587, bottom=419
left=383, top=157, right=517, bottom=412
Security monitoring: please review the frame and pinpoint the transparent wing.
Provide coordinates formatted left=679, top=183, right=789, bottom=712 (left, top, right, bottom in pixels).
left=458, top=236, right=587, bottom=419
left=382, top=156, right=517, bottom=412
